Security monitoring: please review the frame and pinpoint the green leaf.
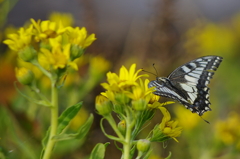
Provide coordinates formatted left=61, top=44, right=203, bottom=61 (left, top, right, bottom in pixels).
left=89, top=143, right=109, bottom=159
left=14, top=82, right=52, bottom=107
left=53, top=114, right=94, bottom=141
left=75, top=113, right=94, bottom=139
left=57, top=102, right=83, bottom=135
left=40, top=102, right=83, bottom=157
left=132, top=109, right=155, bottom=139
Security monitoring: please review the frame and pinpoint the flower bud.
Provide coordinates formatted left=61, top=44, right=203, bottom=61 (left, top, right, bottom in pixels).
left=132, top=99, right=147, bottom=111
left=95, top=95, right=112, bottom=116
left=70, top=44, right=84, bottom=61
left=115, top=93, right=130, bottom=105
left=18, top=46, right=37, bottom=62
left=137, top=139, right=151, bottom=153
left=15, top=67, right=34, bottom=85
left=118, top=120, right=126, bottom=136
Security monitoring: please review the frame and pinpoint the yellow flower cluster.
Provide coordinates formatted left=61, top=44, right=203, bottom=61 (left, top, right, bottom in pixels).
left=4, top=17, right=96, bottom=85
left=100, top=64, right=161, bottom=110
left=4, top=18, right=96, bottom=74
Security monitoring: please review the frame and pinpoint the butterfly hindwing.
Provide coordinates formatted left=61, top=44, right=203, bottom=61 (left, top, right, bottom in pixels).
left=148, top=56, right=223, bottom=116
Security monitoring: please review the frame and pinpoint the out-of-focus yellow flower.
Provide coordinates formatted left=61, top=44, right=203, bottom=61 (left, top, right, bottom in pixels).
left=3, top=25, right=33, bottom=51
left=215, top=112, right=240, bottom=149
left=159, top=107, right=182, bottom=142
left=174, top=105, right=200, bottom=130
left=184, top=22, right=236, bottom=57
left=70, top=107, right=89, bottom=131
left=49, top=12, right=74, bottom=27
left=89, top=56, right=111, bottom=76
left=65, top=27, right=96, bottom=48
left=31, top=19, right=66, bottom=42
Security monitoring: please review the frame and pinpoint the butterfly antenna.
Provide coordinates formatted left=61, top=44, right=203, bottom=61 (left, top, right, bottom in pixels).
left=141, top=68, right=158, bottom=77
left=152, top=63, right=159, bottom=77
left=200, top=116, right=210, bottom=124
left=141, top=63, right=160, bottom=77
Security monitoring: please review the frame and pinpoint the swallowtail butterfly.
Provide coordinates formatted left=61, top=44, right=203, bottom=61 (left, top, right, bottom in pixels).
left=148, top=56, right=222, bottom=116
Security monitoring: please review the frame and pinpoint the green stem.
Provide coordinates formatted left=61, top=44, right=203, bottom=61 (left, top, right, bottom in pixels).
left=31, top=59, right=52, bottom=78
left=42, top=81, right=58, bottom=159
left=122, top=110, right=134, bottom=159
left=136, top=151, right=143, bottom=159
left=123, top=127, right=131, bottom=159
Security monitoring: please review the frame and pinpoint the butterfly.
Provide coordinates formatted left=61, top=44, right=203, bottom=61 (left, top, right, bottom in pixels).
left=148, top=56, right=223, bottom=116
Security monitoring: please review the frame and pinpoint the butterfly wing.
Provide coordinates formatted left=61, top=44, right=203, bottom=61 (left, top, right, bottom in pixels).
left=167, top=56, right=223, bottom=115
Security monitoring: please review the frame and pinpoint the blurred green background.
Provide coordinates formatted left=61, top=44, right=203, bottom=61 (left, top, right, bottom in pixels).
left=0, top=0, right=240, bottom=158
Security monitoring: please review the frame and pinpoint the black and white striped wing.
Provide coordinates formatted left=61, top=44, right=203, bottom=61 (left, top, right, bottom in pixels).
left=167, top=56, right=222, bottom=115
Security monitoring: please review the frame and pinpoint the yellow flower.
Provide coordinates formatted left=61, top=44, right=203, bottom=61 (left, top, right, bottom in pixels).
left=49, top=12, right=74, bottom=27
left=65, top=27, right=96, bottom=48
left=119, top=64, right=146, bottom=87
left=148, top=91, right=160, bottom=104
left=159, top=107, right=182, bottom=142
left=101, top=64, right=147, bottom=92
left=3, top=25, right=33, bottom=51
left=125, top=79, right=152, bottom=101
left=31, top=19, right=66, bottom=42
left=38, top=39, right=78, bottom=71
left=39, top=46, right=67, bottom=70
left=101, top=90, right=116, bottom=103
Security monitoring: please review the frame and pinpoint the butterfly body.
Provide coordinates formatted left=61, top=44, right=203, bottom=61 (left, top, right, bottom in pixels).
left=148, top=56, right=223, bottom=116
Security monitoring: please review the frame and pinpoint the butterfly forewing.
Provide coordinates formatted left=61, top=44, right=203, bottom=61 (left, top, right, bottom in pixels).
left=148, top=56, right=223, bottom=116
